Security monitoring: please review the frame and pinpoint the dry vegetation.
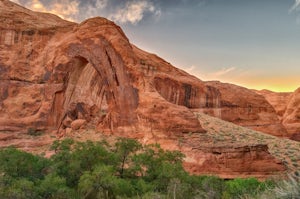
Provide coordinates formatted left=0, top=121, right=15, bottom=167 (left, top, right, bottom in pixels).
left=193, top=112, right=300, bottom=179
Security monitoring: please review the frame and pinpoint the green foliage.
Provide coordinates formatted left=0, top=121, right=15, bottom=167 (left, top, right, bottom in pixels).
left=223, top=178, right=271, bottom=199
left=0, top=138, right=282, bottom=199
left=191, top=175, right=226, bottom=199
left=114, top=138, right=142, bottom=178
left=0, top=176, right=37, bottom=199
left=79, top=165, right=134, bottom=199
left=0, top=147, right=49, bottom=180
left=50, top=139, right=116, bottom=187
left=37, top=174, right=78, bottom=199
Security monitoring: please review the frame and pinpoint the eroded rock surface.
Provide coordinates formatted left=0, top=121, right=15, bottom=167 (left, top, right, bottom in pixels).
left=183, top=144, right=285, bottom=179
left=201, top=82, right=288, bottom=137
left=0, top=0, right=287, bottom=178
left=257, top=89, right=300, bottom=140
left=0, top=0, right=203, bottom=136
left=282, top=88, right=300, bottom=139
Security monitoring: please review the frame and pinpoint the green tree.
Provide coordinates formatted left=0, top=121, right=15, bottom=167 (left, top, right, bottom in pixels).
left=114, top=138, right=142, bottom=178
left=78, top=165, right=133, bottom=199
left=0, top=177, right=37, bottom=199
left=0, top=147, right=49, bottom=180
left=37, top=174, right=78, bottom=199
left=50, top=139, right=113, bottom=187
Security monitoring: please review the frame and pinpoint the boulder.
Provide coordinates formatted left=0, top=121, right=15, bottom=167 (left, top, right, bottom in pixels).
left=71, top=119, right=87, bottom=130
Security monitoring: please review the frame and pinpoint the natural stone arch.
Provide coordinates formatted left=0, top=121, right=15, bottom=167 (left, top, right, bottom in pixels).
left=50, top=37, right=138, bottom=131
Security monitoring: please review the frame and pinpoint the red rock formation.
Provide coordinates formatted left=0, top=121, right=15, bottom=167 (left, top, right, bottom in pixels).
left=257, top=89, right=300, bottom=140
left=256, top=89, right=292, bottom=120
left=153, top=75, right=287, bottom=136
left=0, top=0, right=204, bottom=136
left=200, top=82, right=288, bottom=137
left=183, top=144, right=285, bottom=179
left=0, top=0, right=286, bottom=177
left=282, top=88, right=300, bottom=140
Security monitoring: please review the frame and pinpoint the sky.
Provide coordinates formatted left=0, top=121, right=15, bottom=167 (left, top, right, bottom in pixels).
left=11, top=0, right=300, bottom=92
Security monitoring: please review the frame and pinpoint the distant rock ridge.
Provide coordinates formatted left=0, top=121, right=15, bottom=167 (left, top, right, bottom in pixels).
left=257, top=88, right=300, bottom=140
left=0, top=0, right=292, bottom=178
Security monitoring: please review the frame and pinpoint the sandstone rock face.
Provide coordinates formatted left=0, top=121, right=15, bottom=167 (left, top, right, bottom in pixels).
left=183, top=144, right=286, bottom=179
left=282, top=88, right=300, bottom=139
left=0, top=0, right=204, bottom=136
left=256, top=90, right=292, bottom=120
left=257, top=89, right=300, bottom=140
left=199, top=82, right=288, bottom=137
left=153, top=78, right=287, bottom=136
left=0, top=0, right=286, bottom=178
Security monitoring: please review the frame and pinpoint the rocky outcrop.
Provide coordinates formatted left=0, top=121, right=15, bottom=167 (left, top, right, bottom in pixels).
left=200, top=82, right=288, bottom=137
left=183, top=144, right=285, bottom=179
left=256, top=90, right=292, bottom=120
left=0, top=0, right=288, bottom=138
left=0, top=0, right=204, bottom=137
left=257, top=89, right=300, bottom=140
left=282, top=88, right=300, bottom=139
left=153, top=74, right=288, bottom=136
left=0, top=0, right=287, bottom=178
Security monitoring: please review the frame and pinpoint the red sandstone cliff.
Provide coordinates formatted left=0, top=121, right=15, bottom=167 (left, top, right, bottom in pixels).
left=257, top=89, right=300, bottom=140
left=0, top=0, right=288, bottom=178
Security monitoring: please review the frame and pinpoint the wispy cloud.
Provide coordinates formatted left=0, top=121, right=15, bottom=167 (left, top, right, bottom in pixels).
left=211, top=67, right=236, bottom=77
left=290, top=0, right=300, bottom=12
left=11, top=0, right=79, bottom=21
left=182, top=65, right=239, bottom=81
left=110, top=1, right=160, bottom=24
left=11, top=0, right=161, bottom=24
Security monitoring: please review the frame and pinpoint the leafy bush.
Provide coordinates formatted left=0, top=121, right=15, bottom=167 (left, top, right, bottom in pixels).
left=223, top=178, right=273, bottom=199
left=0, top=147, right=49, bottom=180
left=0, top=138, right=279, bottom=199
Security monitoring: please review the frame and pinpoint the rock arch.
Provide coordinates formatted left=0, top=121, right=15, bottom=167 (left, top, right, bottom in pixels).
left=50, top=37, right=138, bottom=131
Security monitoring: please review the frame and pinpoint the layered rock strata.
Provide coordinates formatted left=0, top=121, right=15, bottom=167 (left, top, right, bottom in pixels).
left=257, top=89, right=300, bottom=140
left=0, top=0, right=287, bottom=178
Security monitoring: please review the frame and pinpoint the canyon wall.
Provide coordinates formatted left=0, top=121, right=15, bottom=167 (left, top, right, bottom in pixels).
left=0, top=0, right=288, bottom=178
left=0, top=0, right=204, bottom=137
left=257, top=89, right=300, bottom=140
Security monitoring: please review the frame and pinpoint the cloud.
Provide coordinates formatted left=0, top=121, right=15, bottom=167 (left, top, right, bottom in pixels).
left=211, top=67, right=236, bottom=77
left=109, top=1, right=160, bottom=24
left=11, top=0, right=79, bottom=21
left=11, top=0, right=162, bottom=24
left=12, top=0, right=204, bottom=24
left=290, top=0, right=300, bottom=12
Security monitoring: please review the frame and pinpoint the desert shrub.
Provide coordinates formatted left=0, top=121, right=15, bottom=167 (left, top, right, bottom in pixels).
left=223, top=178, right=273, bottom=199
left=200, top=176, right=226, bottom=199
left=270, top=175, right=300, bottom=199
